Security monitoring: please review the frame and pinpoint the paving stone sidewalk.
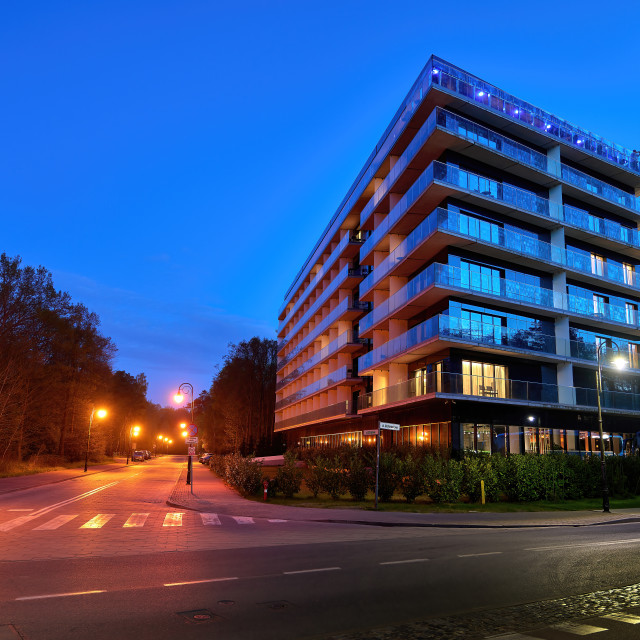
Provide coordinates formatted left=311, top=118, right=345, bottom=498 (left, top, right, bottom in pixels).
left=167, top=461, right=640, bottom=529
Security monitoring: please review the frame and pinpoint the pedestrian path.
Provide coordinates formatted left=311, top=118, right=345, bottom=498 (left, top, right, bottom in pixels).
left=0, top=510, right=291, bottom=532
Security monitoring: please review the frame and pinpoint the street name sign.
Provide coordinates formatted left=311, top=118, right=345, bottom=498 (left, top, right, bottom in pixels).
left=363, top=429, right=379, bottom=436
left=185, top=436, right=198, bottom=444
left=379, top=421, right=400, bottom=431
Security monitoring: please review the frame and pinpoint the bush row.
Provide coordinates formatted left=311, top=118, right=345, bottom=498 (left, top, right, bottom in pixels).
left=211, top=448, right=640, bottom=503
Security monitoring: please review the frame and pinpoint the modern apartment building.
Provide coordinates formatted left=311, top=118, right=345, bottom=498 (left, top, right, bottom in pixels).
left=275, top=55, right=640, bottom=456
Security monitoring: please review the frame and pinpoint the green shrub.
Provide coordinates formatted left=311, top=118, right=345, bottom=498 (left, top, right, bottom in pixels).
left=377, top=451, right=400, bottom=502
left=274, top=451, right=304, bottom=498
left=344, top=453, right=372, bottom=501
left=318, top=455, right=347, bottom=500
left=425, top=456, right=463, bottom=503
left=222, top=453, right=263, bottom=495
left=398, top=452, right=425, bottom=503
left=304, top=461, right=324, bottom=498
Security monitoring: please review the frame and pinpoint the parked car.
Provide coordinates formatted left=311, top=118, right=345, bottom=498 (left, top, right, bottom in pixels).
left=199, top=453, right=213, bottom=464
left=143, top=450, right=151, bottom=460
left=132, top=450, right=145, bottom=462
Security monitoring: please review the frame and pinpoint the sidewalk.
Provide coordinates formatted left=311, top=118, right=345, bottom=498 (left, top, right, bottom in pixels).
left=0, top=458, right=129, bottom=495
left=167, top=462, right=640, bottom=529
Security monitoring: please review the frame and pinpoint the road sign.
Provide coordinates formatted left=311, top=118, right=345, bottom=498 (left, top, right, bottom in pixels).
left=185, top=436, right=198, bottom=444
left=188, top=446, right=196, bottom=456
left=379, top=421, right=400, bottom=431
left=363, top=429, right=379, bottom=436
left=187, top=423, right=198, bottom=436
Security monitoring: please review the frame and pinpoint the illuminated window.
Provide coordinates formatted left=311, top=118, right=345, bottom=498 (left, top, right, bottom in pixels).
left=590, top=253, right=605, bottom=276
left=629, top=343, right=639, bottom=369
left=623, top=263, right=635, bottom=286
left=462, top=360, right=507, bottom=397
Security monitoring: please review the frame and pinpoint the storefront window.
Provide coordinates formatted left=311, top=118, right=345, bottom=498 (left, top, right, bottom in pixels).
left=476, top=425, right=491, bottom=452
left=509, top=426, right=523, bottom=454
left=524, top=427, right=537, bottom=453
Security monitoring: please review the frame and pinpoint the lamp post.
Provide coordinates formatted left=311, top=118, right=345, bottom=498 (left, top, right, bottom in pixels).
left=174, top=383, right=195, bottom=493
left=126, top=425, right=141, bottom=465
left=84, top=407, right=107, bottom=473
left=595, top=339, right=627, bottom=513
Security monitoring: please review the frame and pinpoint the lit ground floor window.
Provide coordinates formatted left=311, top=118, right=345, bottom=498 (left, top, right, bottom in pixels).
left=300, top=431, right=362, bottom=448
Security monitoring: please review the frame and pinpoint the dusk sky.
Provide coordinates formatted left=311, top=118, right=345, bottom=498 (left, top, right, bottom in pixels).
left=2, top=1, right=639, bottom=405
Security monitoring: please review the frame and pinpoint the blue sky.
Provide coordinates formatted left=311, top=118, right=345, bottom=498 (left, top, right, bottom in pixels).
left=2, top=1, right=639, bottom=405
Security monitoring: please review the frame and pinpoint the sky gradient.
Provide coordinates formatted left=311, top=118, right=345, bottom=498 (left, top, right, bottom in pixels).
left=2, top=1, right=639, bottom=405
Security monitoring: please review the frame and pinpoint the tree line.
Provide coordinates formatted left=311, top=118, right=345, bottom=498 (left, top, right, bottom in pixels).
left=0, top=253, right=158, bottom=466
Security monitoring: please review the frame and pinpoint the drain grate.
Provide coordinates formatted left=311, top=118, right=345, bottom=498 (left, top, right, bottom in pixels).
left=177, top=609, right=222, bottom=624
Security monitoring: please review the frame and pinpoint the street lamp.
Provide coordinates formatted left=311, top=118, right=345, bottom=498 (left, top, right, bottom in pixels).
left=126, top=425, right=141, bottom=465
left=595, top=339, right=627, bottom=513
left=175, top=383, right=195, bottom=492
left=84, top=407, right=107, bottom=473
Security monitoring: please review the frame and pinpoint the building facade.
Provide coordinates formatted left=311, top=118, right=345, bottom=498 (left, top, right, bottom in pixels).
left=275, top=56, right=640, bottom=456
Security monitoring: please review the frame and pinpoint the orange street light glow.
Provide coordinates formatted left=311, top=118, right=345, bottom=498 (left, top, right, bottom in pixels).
left=174, top=393, right=184, bottom=404
left=96, top=409, right=107, bottom=419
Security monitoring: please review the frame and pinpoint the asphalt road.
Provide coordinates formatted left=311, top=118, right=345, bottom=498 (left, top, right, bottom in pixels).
left=1, top=456, right=640, bottom=639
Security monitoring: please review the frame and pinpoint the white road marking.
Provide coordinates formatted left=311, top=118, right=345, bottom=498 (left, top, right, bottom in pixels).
left=200, top=513, right=221, bottom=526
left=380, top=558, right=430, bottom=565
left=29, top=482, right=120, bottom=518
left=123, top=513, right=149, bottom=528
left=283, top=567, right=341, bottom=575
left=458, top=552, right=503, bottom=558
left=7, top=509, right=33, bottom=512
left=80, top=514, right=115, bottom=529
left=33, top=515, right=79, bottom=530
left=231, top=516, right=254, bottom=525
left=16, top=590, right=105, bottom=601
left=268, top=519, right=288, bottom=523
left=526, top=538, right=640, bottom=551
left=602, top=612, right=640, bottom=624
left=551, top=621, right=608, bottom=634
left=163, top=512, right=184, bottom=527
left=164, top=577, right=238, bottom=587
left=0, top=515, right=37, bottom=532
left=485, top=633, right=538, bottom=639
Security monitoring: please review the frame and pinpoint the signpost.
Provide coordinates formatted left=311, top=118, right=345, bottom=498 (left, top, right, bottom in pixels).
left=187, top=424, right=197, bottom=437
left=374, top=422, right=400, bottom=510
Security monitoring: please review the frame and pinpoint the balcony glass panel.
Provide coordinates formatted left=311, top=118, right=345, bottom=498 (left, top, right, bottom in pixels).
left=276, top=365, right=351, bottom=411
left=275, top=400, right=350, bottom=430
left=561, top=164, right=640, bottom=212
left=431, top=58, right=640, bottom=175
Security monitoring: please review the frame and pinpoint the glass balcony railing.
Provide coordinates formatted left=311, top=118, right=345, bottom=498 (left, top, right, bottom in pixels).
left=561, top=164, right=640, bottom=212
left=360, top=207, right=640, bottom=299
left=279, top=234, right=356, bottom=329
left=562, top=204, right=640, bottom=248
left=431, top=57, right=640, bottom=176
left=277, top=331, right=359, bottom=391
left=361, top=161, right=562, bottom=260
left=275, top=400, right=351, bottom=430
left=278, top=297, right=368, bottom=370
left=358, top=371, right=640, bottom=412
left=276, top=365, right=354, bottom=411
left=360, top=262, right=560, bottom=334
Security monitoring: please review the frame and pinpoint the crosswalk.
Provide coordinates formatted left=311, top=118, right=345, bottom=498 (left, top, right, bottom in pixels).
left=0, top=511, right=288, bottom=532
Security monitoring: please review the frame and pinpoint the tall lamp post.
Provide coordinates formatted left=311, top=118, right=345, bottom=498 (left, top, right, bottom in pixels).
left=84, top=407, right=107, bottom=473
left=174, top=383, right=195, bottom=493
left=126, top=425, right=141, bottom=465
left=595, top=339, right=627, bottom=513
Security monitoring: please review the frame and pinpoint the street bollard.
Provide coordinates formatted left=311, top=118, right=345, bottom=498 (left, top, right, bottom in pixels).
left=263, top=479, right=269, bottom=501
left=481, top=479, right=485, bottom=505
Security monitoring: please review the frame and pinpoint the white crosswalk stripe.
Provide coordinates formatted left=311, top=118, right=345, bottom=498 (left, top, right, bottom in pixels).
left=34, top=515, right=79, bottom=530
left=602, top=612, right=640, bottom=624
left=123, top=513, right=149, bottom=528
left=231, top=516, right=254, bottom=525
left=163, top=512, right=184, bottom=527
left=80, top=514, right=115, bottom=529
left=0, top=515, right=37, bottom=531
left=551, top=621, right=609, bottom=635
left=200, top=513, right=221, bottom=526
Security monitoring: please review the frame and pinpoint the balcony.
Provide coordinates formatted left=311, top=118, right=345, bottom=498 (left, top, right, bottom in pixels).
left=275, top=366, right=360, bottom=412
left=277, top=330, right=363, bottom=391
left=274, top=400, right=352, bottom=431
left=430, top=57, right=640, bottom=184
left=358, top=371, right=640, bottom=413
left=360, top=207, right=640, bottom=302
left=277, top=297, right=369, bottom=370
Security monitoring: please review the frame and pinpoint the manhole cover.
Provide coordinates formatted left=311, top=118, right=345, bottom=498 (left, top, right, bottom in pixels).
left=258, top=600, right=293, bottom=610
left=177, top=609, right=222, bottom=623
left=218, top=600, right=235, bottom=606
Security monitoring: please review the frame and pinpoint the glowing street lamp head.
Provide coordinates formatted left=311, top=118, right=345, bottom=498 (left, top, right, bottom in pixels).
left=613, top=357, right=627, bottom=370
left=96, top=409, right=107, bottom=419
left=181, top=431, right=188, bottom=437
left=174, top=392, right=184, bottom=404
